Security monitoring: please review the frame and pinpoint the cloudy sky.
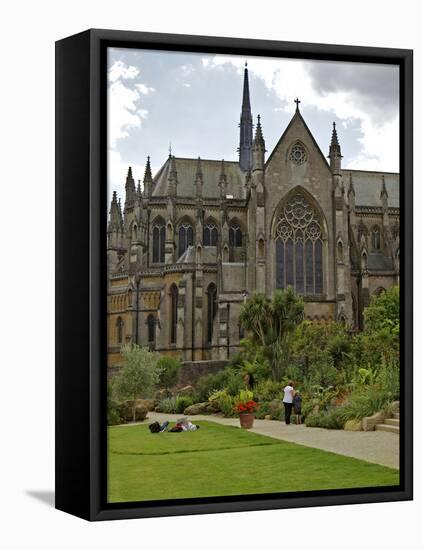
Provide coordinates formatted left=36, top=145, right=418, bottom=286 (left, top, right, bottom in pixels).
left=108, top=47, right=399, bottom=201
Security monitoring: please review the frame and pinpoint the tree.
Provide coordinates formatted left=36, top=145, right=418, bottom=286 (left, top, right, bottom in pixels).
left=113, top=344, right=162, bottom=422
left=239, top=287, right=304, bottom=380
left=356, top=286, right=400, bottom=367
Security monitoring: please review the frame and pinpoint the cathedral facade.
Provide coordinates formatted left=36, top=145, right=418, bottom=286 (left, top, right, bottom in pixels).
left=107, top=65, right=400, bottom=367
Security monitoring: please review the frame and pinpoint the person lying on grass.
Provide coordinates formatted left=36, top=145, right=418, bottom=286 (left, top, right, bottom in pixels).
left=148, top=418, right=200, bottom=433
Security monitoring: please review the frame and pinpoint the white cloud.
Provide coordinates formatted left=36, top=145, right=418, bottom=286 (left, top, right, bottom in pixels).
left=204, top=55, right=399, bottom=172
left=108, top=79, right=147, bottom=147
left=108, top=60, right=139, bottom=83
left=107, top=61, right=155, bottom=194
left=136, top=83, right=155, bottom=95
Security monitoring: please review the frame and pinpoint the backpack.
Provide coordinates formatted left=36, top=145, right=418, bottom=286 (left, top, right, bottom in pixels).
left=148, top=421, right=161, bottom=433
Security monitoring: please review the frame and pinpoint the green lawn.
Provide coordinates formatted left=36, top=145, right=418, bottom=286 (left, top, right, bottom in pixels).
left=108, top=421, right=399, bottom=503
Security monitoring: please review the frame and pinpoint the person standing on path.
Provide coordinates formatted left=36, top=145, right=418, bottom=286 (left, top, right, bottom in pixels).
left=293, top=390, right=302, bottom=424
left=283, top=381, right=295, bottom=425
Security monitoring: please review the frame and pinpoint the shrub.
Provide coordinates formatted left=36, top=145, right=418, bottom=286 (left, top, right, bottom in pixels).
left=218, top=393, right=236, bottom=417
left=305, top=408, right=344, bottom=430
left=254, top=401, right=270, bottom=419
left=113, top=344, right=162, bottom=421
left=107, top=382, right=122, bottom=425
left=225, top=371, right=247, bottom=396
left=195, top=369, right=238, bottom=401
left=339, top=386, right=393, bottom=421
left=175, top=395, right=193, bottom=413
left=253, top=379, right=284, bottom=402
left=107, top=400, right=122, bottom=425
left=268, top=399, right=284, bottom=420
left=157, top=396, right=178, bottom=413
left=157, top=356, right=181, bottom=388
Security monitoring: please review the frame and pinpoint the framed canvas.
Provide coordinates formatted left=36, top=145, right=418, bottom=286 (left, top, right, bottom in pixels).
left=55, top=29, right=413, bottom=521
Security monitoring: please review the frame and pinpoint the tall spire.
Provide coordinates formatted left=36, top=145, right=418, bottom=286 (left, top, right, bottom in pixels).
left=108, top=191, right=123, bottom=233
left=143, top=155, right=153, bottom=197
left=252, top=114, right=266, bottom=171
left=124, top=166, right=136, bottom=207
left=168, top=155, right=178, bottom=196
left=328, top=122, right=342, bottom=174
left=254, top=114, right=265, bottom=148
left=238, top=62, right=253, bottom=172
left=380, top=174, right=389, bottom=211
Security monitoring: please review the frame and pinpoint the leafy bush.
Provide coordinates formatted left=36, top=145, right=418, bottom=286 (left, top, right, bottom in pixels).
left=225, top=371, right=247, bottom=396
left=107, top=399, right=122, bottom=425
left=218, top=393, right=236, bottom=417
left=175, top=395, right=193, bottom=413
left=253, top=379, right=284, bottom=402
left=195, top=369, right=245, bottom=401
left=195, top=370, right=230, bottom=401
left=339, top=386, right=393, bottom=421
left=157, top=356, right=181, bottom=388
left=254, top=401, right=270, bottom=419
left=157, top=396, right=178, bottom=413
left=268, top=400, right=284, bottom=420
left=305, top=408, right=344, bottom=430
left=207, top=390, right=237, bottom=417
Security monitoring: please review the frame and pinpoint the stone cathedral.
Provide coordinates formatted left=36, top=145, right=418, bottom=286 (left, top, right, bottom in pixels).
left=107, top=65, right=400, bottom=368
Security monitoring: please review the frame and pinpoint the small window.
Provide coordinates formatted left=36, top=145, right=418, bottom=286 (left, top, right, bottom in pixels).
left=371, top=227, right=381, bottom=250
left=152, top=221, right=166, bottom=263
left=229, top=224, right=242, bottom=247
left=337, top=241, right=343, bottom=261
left=170, top=284, right=178, bottom=345
left=206, top=283, right=217, bottom=345
left=258, top=238, right=265, bottom=258
left=178, top=223, right=194, bottom=257
left=147, top=314, right=155, bottom=349
left=203, top=222, right=218, bottom=246
left=116, top=316, right=124, bottom=344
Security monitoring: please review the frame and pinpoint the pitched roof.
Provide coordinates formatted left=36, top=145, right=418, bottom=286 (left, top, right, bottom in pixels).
left=152, top=156, right=247, bottom=199
left=265, top=109, right=330, bottom=170
left=368, top=252, right=394, bottom=271
left=342, top=169, right=399, bottom=208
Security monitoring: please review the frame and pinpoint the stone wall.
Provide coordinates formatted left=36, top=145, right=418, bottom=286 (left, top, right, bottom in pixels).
left=178, top=360, right=227, bottom=386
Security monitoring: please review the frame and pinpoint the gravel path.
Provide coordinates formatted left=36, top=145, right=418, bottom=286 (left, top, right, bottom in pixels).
left=137, top=412, right=399, bottom=469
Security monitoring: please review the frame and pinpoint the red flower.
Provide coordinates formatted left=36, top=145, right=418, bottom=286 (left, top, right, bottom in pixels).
left=234, top=400, right=260, bottom=413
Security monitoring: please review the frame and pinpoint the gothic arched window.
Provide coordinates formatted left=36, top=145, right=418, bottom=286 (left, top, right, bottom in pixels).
left=371, top=226, right=381, bottom=250
left=229, top=223, right=242, bottom=247
left=203, top=221, right=218, bottom=246
left=147, top=314, right=155, bottom=349
left=337, top=241, right=343, bottom=262
left=275, top=193, right=324, bottom=295
left=206, top=283, right=217, bottom=345
left=170, top=284, right=178, bottom=345
left=116, top=316, right=124, bottom=344
left=178, top=223, right=194, bottom=257
left=152, top=219, right=166, bottom=263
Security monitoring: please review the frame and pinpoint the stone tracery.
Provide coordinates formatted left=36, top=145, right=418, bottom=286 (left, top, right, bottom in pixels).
left=275, top=193, right=324, bottom=295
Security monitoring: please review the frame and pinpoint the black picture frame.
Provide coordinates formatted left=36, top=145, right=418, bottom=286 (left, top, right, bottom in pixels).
left=55, top=28, right=413, bottom=521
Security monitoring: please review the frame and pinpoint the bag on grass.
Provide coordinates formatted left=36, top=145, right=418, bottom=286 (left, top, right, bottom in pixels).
left=148, top=421, right=161, bottom=433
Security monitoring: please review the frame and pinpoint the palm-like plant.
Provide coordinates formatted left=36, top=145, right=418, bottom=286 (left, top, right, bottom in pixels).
left=239, top=287, right=304, bottom=381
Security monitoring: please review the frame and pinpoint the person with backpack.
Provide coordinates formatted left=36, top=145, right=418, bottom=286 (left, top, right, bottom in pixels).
left=148, top=420, right=169, bottom=433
